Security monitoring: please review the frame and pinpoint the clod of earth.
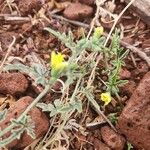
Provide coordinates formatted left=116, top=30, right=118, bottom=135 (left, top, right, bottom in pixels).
left=0, top=73, right=28, bottom=96
left=0, top=96, right=49, bottom=149
left=117, top=71, right=150, bottom=150
left=18, top=0, right=45, bottom=16
left=101, top=126, right=126, bottom=150
left=63, top=3, right=93, bottom=20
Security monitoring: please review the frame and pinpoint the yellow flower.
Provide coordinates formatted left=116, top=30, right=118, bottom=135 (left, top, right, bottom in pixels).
left=51, top=51, right=68, bottom=71
left=100, top=92, right=111, bottom=106
left=93, top=27, right=104, bottom=38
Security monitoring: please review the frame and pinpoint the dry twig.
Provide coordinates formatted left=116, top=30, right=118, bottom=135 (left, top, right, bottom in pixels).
left=0, top=36, right=16, bottom=73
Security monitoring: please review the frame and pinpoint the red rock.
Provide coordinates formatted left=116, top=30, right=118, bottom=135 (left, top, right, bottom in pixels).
left=101, top=126, right=125, bottom=150
left=63, top=3, right=93, bottom=20
left=0, top=96, right=49, bottom=149
left=0, top=73, right=28, bottom=96
left=119, top=68, right=131, bottom=80
left=94, top=138, right=111, bottom=150
left=117, top=72, right=150, bottom=150
left=79, top=0, right=95, bottom=5
left=18, top=0, right=45, bottom=16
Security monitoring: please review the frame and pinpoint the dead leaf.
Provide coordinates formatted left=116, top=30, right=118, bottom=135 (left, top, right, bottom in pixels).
left=0, top=95, right=16, bottom=108
left=54, top=1, right=71, bottom=10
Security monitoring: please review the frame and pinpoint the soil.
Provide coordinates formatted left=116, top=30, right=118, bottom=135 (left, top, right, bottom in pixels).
left=0, top=0, right=149, bottom=150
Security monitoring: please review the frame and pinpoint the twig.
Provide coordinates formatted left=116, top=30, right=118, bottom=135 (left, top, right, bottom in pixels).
left=104, top=0, right=135, bottom=47
left=0, top=14, right=30, bottom=23
left=86, top=0, right=106, bottom=39
left=121, top=40, right=150, bottom=67
left=49, top=13, right=89, bottom=29
left=0, top=36, right=16, bottom=73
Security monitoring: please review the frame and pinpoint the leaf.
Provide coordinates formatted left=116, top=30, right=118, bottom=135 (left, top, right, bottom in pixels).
left=127, top=142, right=133, bottom=150
left=11, top=127, right=24, bottom=139
left=26, top=126, right=36, bottom=139
left=72, top=99, right=82, bottom=113
left=3, top=63, right=49, bottom=86
left=0, top=109, right=7, bottom=122
left=36, top=103, right=54, bottom=112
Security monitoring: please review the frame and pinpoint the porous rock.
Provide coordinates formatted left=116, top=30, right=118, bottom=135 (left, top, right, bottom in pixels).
left=63, top=3, right=93, bottom=20
left=0, top=96, right=49, bottom=149
left=117, top=72, right=150, bottom=150
left=0, top=73, right=28, bottom=96
left=18, top=0, right=44, bottom=16
left=101, top=126, right=125, bottom=150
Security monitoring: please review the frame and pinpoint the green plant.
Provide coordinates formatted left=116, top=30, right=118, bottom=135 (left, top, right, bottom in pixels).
left=0, top=27, right=128, bottom=148
left=105, top=30, right=129, bottom=99
left=108, top=113, right=118, bottom=124
left=0, top=115, right=35, bottom=147
left=127, top=142, right=133, bottom=150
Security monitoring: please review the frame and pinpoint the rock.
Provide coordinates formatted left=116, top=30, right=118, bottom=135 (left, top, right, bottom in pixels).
left=119, top=68, right=131, bottom=80
left=101, top=126, right=126, bottom=150
left=0, top=96, right=49, bottom=149
left=117, top=72, right=150, bottom=150
left=0, top=73, right=28, bottom=96
left=94, top=138, right=111, bottom=150
left=79, top=0, right=95, bottom=5
left=18, top=0, right=45, bottom=16
left=63, top=3, right=93, bottom=20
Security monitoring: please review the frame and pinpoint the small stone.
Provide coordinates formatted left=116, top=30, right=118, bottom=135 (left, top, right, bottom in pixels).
left=18, top=0, right=44, bottom=16
left=0, top=73, right=28, bottom=96
left=0, top=96, right=49, bottom=149
left=119, top=68, right=131, bottom=80
left=117, top=72, right=150, bottom=150
left=101, top=126, right=126, bottom=150
left=63, top=3, right=93, bottom=20
left=79, top=0, right=95, bottom=5
left=94, top=138, right=111, bottom=150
